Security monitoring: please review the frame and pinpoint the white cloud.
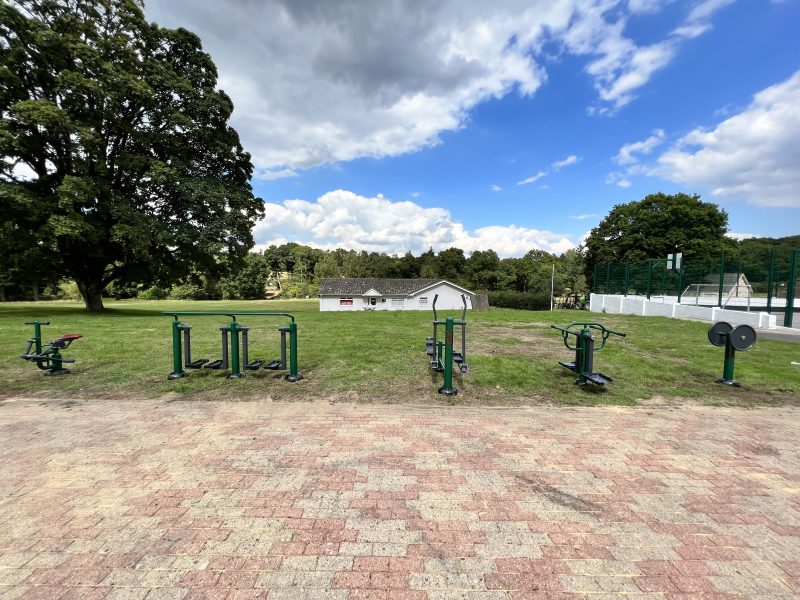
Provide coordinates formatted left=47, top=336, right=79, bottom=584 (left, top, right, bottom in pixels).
left=518, top=171, right=548, bottom=185
left=491, top=184, right=503, bottom=192
left=253, top=190, right=575, bottom=257
left=655, top=70, right=800, bottom=207
left=569, top=213, right=597, bottom=220
left=726, top=232, right=758, bottom=240
left=605, top=172, right=633, bottom=188
left=614, top=129, right=665, bottom=164
left=627, top=0, right=670, bottom=14
left=551, top=154, right=581, bottom=169
left=144, top=1, right=730, bottom=171
left=256, top=168, right=298, bottom=181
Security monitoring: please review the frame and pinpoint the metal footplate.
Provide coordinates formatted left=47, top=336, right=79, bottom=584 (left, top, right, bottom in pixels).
left=578, top=372, right=613, bottom=386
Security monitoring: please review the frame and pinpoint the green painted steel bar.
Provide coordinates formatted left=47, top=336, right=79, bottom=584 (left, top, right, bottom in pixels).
left=285, top=321, right=303, bottom=382
left=722, top=342, right=736, bottom=382
left=162, top=311, right=295, bottom=322
left=766, top=248, right=775, bottom=314
left=623, top=264, right=629, bottom=296
left=677, top=263, right=684, bottom=303
left=646, top=259, right=653, bottom=300
left=228, top=322, right=243, bottom=379
left=718, top=252, right=725, bottom=308
left=785, top=249, right=799, bottom=328
left=438, top=317, right=457, bottom=396
left=168, top=319, right=187, bottom=380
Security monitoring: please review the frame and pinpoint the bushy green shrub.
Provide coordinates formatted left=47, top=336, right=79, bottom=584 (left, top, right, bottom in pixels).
left=53, top=280, right=82, bottom=300
left=168, top=283, right=204, bottom=300
left=139, top=286, right=170, bottom=300
left=487, top=291, right=551, bottom=311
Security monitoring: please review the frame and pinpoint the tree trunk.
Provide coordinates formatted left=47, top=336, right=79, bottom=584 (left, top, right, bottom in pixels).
left=77, top=280, right=105, bottom=311
left=0, top=286, right=5, bottom=302
left=32, top=281, right=40, bottom=301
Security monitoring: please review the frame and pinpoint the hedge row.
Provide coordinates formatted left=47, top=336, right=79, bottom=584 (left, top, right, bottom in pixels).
left=487, top=291, right=551, bottom=311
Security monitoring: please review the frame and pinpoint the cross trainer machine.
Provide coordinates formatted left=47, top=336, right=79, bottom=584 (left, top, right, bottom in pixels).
left=425, top=294, right=468, bottom=396
left=163, top=311, right=302, bottom=382
left=707, top=321, right=756, bottom=387
left=20, top=321, right=82, bottom=376
left=551, top=322, right=625, bottom=386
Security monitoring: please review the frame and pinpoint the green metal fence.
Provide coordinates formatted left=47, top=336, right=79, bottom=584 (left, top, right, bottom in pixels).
left=593, top=248, right=799, bottom=327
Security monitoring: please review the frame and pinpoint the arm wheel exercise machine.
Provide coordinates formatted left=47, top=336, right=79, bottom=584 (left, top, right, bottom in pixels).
left=425, top=294, right=468, bottom=396
left=551, top=322, right=625, bottom=386
left=707, top=321, right=757, bottom=387
left=20, top=321, right=82, bottom=376
left=164, top=312, right=302, bottom=382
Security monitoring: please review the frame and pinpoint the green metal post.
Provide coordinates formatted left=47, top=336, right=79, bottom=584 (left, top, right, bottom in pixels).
left=436, top=340, right=444, bottom=370
left=285, top=321, right=303, bottom=381
left=168, top=318, right=188, bottom=380
left=677, top=264, right=684, bottom=303
left=605, top=263, right=611, bottom=294
left=722, top=343, right=736, bottom=382
left=717, top=252, right=725, bottom=307
left=646, top=259, right=654, bottom=300
left=766, top=249, right=775, bottom=313
left=438, top=317, right=457, bottom=396
left=785, top=249, right=799, bottom=328
left=32, top=321, right=43, bottom=355
left=227, top=321, right=243, bottom=379
left=623, top=264, right=629, bottom=296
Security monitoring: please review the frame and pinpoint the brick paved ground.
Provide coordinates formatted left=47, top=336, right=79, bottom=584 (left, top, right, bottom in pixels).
left=0, top=399, right=799, bottom=600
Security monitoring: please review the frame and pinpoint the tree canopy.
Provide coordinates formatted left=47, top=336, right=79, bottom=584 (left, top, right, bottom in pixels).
left=584, top=192, right=732, bottom=272
left=0, top=0, right=263, bottom=310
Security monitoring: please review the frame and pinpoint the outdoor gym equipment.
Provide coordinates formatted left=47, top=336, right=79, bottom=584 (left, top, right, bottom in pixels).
left=19, top=321, right=82, bottom=376
left=551, top=322, right=625, bottom=386
left=163, top=312, right=302, bottom=382
left=707, top=321, right=756, bottom=387
left=425, top=294, right=468, bottom=396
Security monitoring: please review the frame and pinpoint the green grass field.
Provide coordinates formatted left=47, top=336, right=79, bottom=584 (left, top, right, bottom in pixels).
left=0, top=299, right=798, bottom=406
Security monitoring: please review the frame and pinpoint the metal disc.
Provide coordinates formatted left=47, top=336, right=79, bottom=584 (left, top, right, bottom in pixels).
left=708, top=321, right=732, bottom=347
left=729, top=324, right=757, bottom=351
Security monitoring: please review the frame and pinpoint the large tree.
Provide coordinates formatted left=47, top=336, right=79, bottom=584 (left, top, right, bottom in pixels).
left=584, top=193, right=732, bottom=276
left=0, top=0, right=263, bottom=310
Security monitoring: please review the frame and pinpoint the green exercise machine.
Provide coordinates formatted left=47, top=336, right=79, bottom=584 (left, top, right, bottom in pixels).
left=551, top=322, right=625, bottom=386
left=163, top=311, right=302, bottom=382
left=20, top=321, right=82, bottom=376
left=425, top=294, right=468, bottom=396
left=707, top=321, right=756, bottom=387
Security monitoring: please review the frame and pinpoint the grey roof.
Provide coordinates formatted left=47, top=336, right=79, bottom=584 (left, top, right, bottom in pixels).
left=319, top=278, right=447, bottom=296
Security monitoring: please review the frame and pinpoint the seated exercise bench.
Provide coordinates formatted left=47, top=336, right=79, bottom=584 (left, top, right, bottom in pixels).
left=551, top=322, right=625, bottom=386
left=20, top=320, right=82, bottom=376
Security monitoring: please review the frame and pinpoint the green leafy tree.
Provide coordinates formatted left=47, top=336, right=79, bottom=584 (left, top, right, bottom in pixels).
left=584, top=192, right=733, bottom=282
left=0, top=0, right=263, bottom=310
left=466, top=249, right=501, bottom=290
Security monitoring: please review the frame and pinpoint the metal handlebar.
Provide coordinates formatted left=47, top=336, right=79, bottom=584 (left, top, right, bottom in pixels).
left=25, top=320, right=49, bottom=325
left=551, top=322, right=625, bottom=352
left=162, top=311, right=295, bottom=322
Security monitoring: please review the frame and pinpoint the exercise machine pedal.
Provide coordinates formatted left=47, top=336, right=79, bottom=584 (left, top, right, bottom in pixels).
left=559, top=361, right=577, bottom=372
left=425, top=336, right=434, bottom=357
left=579, top=372, right=611, bottom=386
left=245, top=360, right=266, bottom=370
left=204, top=359, right=225, bottom=369
left=186, top=359, right=209, bottom=369
left=453, top=352, right=464, bottom=363
left=459, top=364, right=468, bottom=374
left=262, top=359, right=283, bottom=370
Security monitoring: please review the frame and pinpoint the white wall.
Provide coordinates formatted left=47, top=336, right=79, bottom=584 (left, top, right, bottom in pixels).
left=590, top=293, right=779, bottom=329
left=320, top=282, right=473, bottom=312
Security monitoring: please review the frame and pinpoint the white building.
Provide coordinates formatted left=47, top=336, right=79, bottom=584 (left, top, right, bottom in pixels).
left=319, top=278, right=474, bottom=312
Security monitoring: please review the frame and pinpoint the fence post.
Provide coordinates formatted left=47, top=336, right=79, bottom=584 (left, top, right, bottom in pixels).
left=605, top=263, right=611, bottom=294
left=677, top=262, right=684, bottom=303
left=785, top=249, right=798, bottom=328
left=623, top=264, right=629, bottom=296
left=593, top=264, right=600, bottom=293
left=767, top=249, right=775, bottom=314
left=646, top=259, right=654, bottom=300
left=717, top=252, right=725, bottom=308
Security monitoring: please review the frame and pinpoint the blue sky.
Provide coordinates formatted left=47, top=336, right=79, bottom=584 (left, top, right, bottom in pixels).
left=147, top=0, right=800, bottom=257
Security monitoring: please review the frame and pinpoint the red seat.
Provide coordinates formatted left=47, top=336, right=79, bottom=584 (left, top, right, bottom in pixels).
left=60, top=334, right=82, bottom=340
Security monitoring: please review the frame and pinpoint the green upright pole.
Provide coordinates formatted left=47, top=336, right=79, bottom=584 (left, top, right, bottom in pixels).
left=623, top=264, right=629, bottom=296
left=438, top=317, right=457, bottom=396
left=785, top=249, right=798, bottom=328
left=32, top=321, right=43, bottom=355
left=718, top=252, right=726, bottom=308
left=228, top=321, right=243, bottom=379
left=646, top=259, right=654, bottom=300
left=285, top=321, right=303, bottom=382
left=766, top=249, right=775, bottom=314
left=677, top=264, right=684, bottom=303
left=605, top=264, right=611, bottom=294
left=168, top=318, right=187, bottom=380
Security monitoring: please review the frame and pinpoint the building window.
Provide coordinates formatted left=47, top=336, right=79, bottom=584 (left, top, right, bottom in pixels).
left=339, top=298, right=353, bottom=305
left=381, top=298, right=386, bottom=303
left=419, top=297, right=428, bottom=305
left=391, top=298, right=404, bottom=307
